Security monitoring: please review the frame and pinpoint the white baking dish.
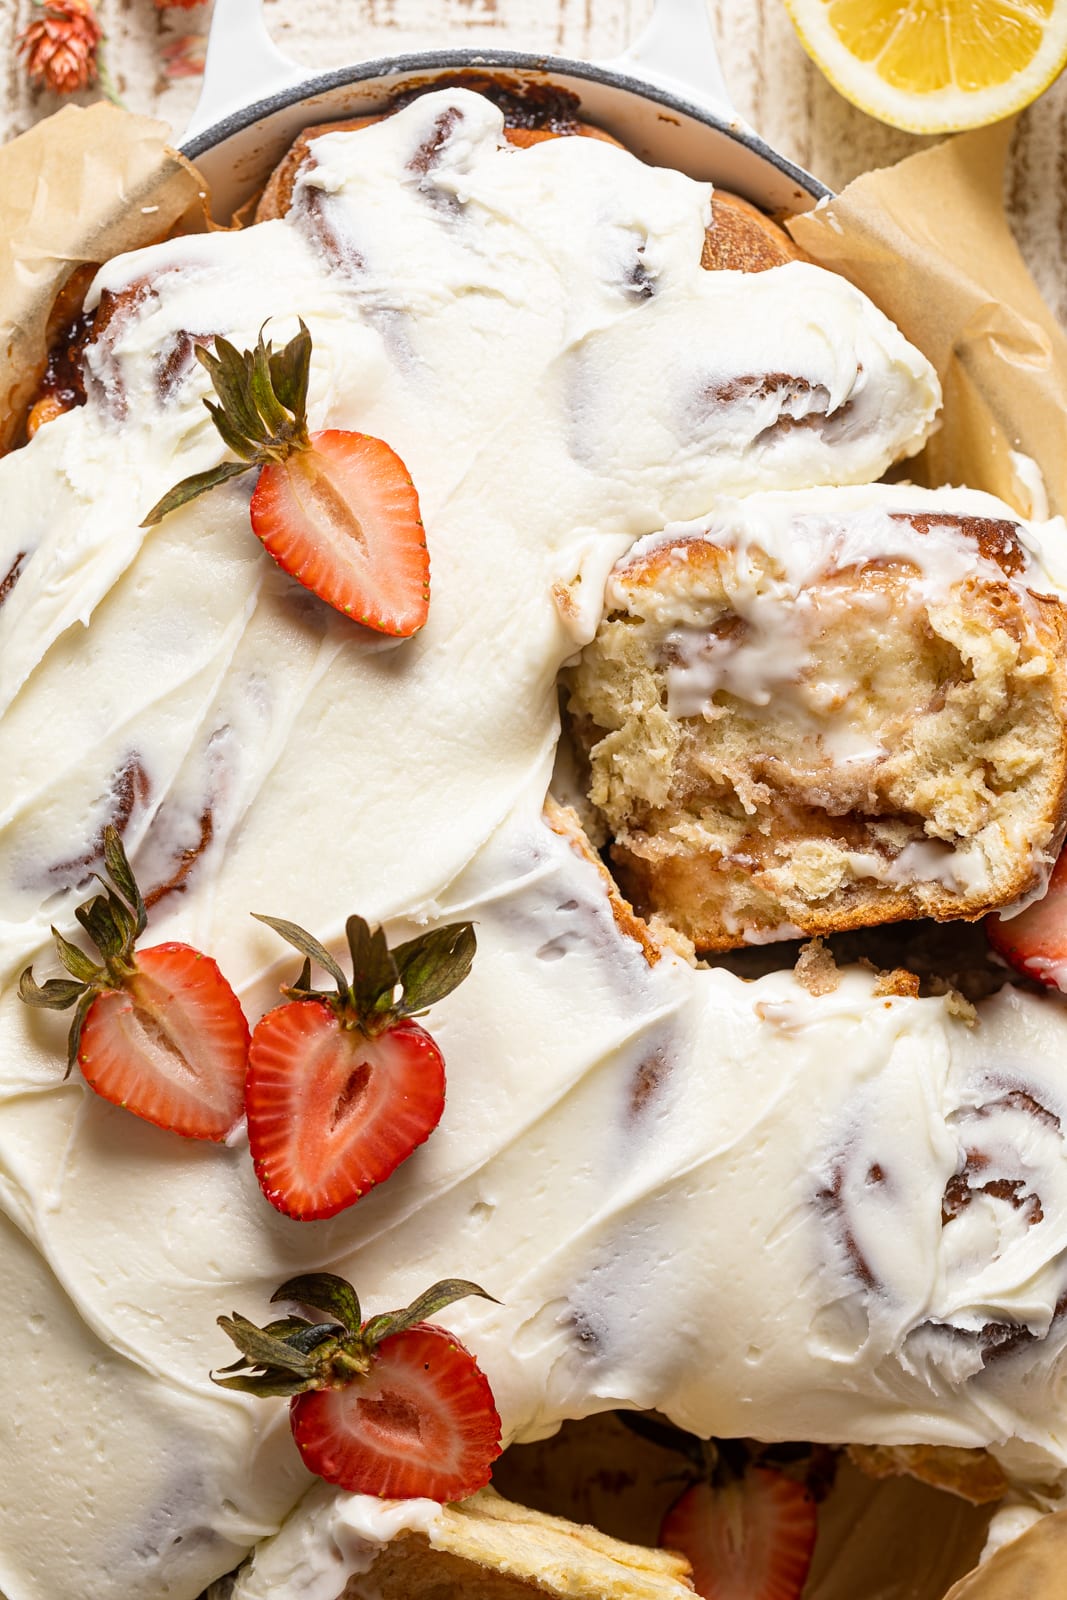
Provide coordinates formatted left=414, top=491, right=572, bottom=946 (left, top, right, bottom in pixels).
left=181, top=0, right=829, bottom=222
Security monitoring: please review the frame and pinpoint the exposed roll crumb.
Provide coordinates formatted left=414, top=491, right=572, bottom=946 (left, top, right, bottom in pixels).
left=795, top=937, right=840, bottom=995
left=566, top=487, right=1067, bottom=952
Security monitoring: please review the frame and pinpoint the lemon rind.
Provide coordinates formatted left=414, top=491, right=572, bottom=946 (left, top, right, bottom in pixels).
left=782, top=0, right=1067, bottom=133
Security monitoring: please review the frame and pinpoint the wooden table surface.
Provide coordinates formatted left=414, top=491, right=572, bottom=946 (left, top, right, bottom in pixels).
left=1, top=0, right=1064, bottom=326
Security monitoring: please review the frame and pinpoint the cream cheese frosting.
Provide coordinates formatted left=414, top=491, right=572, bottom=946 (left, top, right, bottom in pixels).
left=0, top=86, right=1063, bottom=1600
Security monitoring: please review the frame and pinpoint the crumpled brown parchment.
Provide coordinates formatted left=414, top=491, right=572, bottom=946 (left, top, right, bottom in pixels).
left=788, top=120, right=1067, bottom=519
left=943, top=1506, right=1067, bottom=1599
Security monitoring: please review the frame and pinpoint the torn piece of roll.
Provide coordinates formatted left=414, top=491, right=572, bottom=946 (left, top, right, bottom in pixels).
left=566, top=484, right=1067, bottom=950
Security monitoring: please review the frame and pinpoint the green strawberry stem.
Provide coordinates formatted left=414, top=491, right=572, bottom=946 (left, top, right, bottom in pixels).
left=18, top=825, right=149, bottom=1072
left=253, top=911, right=476, bottom=1038
left=141, top=321, right=313, bottom=527
left=213, top=1273, right=498, bottom=1398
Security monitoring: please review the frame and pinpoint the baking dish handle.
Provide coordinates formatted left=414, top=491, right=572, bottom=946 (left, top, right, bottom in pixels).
left=183, top=0, right=741, bottom=143
left=182, top=0, right=305, bottom=142
left=598, top=0, right=742, bottom=127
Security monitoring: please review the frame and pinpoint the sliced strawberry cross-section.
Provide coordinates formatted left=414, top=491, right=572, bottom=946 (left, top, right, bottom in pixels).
left=251, top=429, right=427, bottom=634
left=246, top=909, right=476, bottom=1219
left=292, top=1320, right=500, bottom=1501
left=214, top=1271, right=502, bottom=1503
left=661, top=1466, right=817, bottom=1600
left=987, top=848, right=1067, bottom=991
left=18, top=825, right=248, bottom=1140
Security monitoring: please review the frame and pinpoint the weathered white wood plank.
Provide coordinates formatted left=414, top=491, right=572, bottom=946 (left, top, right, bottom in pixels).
left=0, top=0, right=1064, bottom=325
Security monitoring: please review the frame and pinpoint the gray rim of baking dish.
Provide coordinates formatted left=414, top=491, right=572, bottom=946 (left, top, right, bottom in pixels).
left=181, top=45, right=831, bottom=206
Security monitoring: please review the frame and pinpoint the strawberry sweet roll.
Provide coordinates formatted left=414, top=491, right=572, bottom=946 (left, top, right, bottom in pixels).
left=565, top=484, right=1067, bottom=950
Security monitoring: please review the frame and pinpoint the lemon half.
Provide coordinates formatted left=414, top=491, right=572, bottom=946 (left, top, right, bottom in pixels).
left=782, top=0, right=1067, bottom=132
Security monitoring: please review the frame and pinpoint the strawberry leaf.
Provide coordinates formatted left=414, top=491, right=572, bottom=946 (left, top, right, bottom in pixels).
left=251, top=332, right=292, bottom=438
left=200, top=337, right=265, bottom=448
left=102, top=826, right=147, bottom=937
left=346, top=915, right=399, bottom=1019
left=255, top=909, right=476, bottom=1032
left=141, top=459, right=254, bottom=528
left=216, top=1313, right=318, bottom=1376
left=282, top=1323, right=345, bottom=1359
left=146, top=322, right=315, bottom=528
left=105, top=888, right=139, bottom=948
left=49, top=927, right=101, bottom=985
left=272, top=1273, right=362, bottom=1334
left=204, top=400, right=259, bottom=464
left=18, top=970, right=87, bottom=1010
left=67, top=988, right=97, bottom=1078
left=281, top=956, right=314, bottom=1000
left=393, top=922, right=476, bottom=1018
left=361, top=1278, right=498, bottom=1348
left=213, top=1372, right=315, bottom=1398
left=269, top=321, right=312, bottom=421
left=261, top=1316, right=315, bottom=1342
left=252, top=913, right=348, bottom=992
left=75, top=894, right=126, bottom=964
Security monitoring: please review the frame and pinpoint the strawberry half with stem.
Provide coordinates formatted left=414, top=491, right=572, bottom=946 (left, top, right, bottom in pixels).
left=246, top=910, right=476, bottom=1220
left=141, top=321, right=429, bottom=636
left=18, top=826, right=248, bottom=1140
left=660, top=1460, right=817, bottom=1600
left=213, top=1271, right=502, bottom=1501
left=987, top=848, right=1067, bottom=991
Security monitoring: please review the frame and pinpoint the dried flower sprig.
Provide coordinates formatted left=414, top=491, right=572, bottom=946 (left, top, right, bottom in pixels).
left=160, top=31, right=206, bottom=78
left=17, top=0, right=102, bottom=94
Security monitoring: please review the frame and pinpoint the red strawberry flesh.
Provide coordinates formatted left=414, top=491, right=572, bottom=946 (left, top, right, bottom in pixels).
left=987, top=848, right=1067, bottom=990
left=661, top=1469, right=817, bottom=1600
left=78, top=942, right=249, bottom=1140
left=250, top=429, right=428, bottom=636
left=290, top=1321, right=501, bottom=1500
left=246, top=1001, right=445, bottom=1220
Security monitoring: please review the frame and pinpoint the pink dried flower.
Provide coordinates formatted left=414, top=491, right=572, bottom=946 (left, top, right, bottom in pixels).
left=17, top=0, right=103, bottom=94
left=160, top=31, right=207, bottom=77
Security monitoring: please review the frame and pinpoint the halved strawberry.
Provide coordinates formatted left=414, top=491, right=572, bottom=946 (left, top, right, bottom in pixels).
left=292, top=1321, right=500, bottom=1500
left=246, top=910, right=475, bottom=1219
left=247, top=1004, right=444, bottom=1219
left=251, top=430, right=427, bottom=634
left=141, top=322, right=429, bottom=637
left=19, top=827, right=248, bottom=1140
left=987, top=848, right=1067, bottom=990
left=661, top=1468, right=817, bottom=1600
left=214, top=1272, right=502, bottom=1502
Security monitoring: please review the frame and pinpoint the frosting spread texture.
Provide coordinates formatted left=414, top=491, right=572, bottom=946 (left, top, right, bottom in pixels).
left=0, top=88, right=1064, bottom=1600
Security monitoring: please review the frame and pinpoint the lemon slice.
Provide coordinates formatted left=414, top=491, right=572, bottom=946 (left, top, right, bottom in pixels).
left=782, top=0, right=1067, bottom=132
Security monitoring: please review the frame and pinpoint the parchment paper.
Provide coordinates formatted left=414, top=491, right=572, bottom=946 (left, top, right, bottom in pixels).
left=1, top=98, right=1065, bottom=1600
left=943, top=1506, right=1067, bottom=1598
left=0, top=100, right=203, bottom=449
left=788, top=120, right=1067, bottom=519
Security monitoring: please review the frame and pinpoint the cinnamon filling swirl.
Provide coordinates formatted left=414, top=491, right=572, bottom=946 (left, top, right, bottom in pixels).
left=820, top=1064, right=1067, bottom=1372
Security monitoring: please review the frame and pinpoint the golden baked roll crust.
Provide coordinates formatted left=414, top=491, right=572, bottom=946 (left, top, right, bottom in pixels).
left=351, top=1487, right=695, bottom=1599
left=565, top=487, right=1067, bottom=951
left=702, top=191, right=805, bottom=272
left=846, top=1444, right=1010, bottom=1506
left=254, top=115, right=383, bottom=224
